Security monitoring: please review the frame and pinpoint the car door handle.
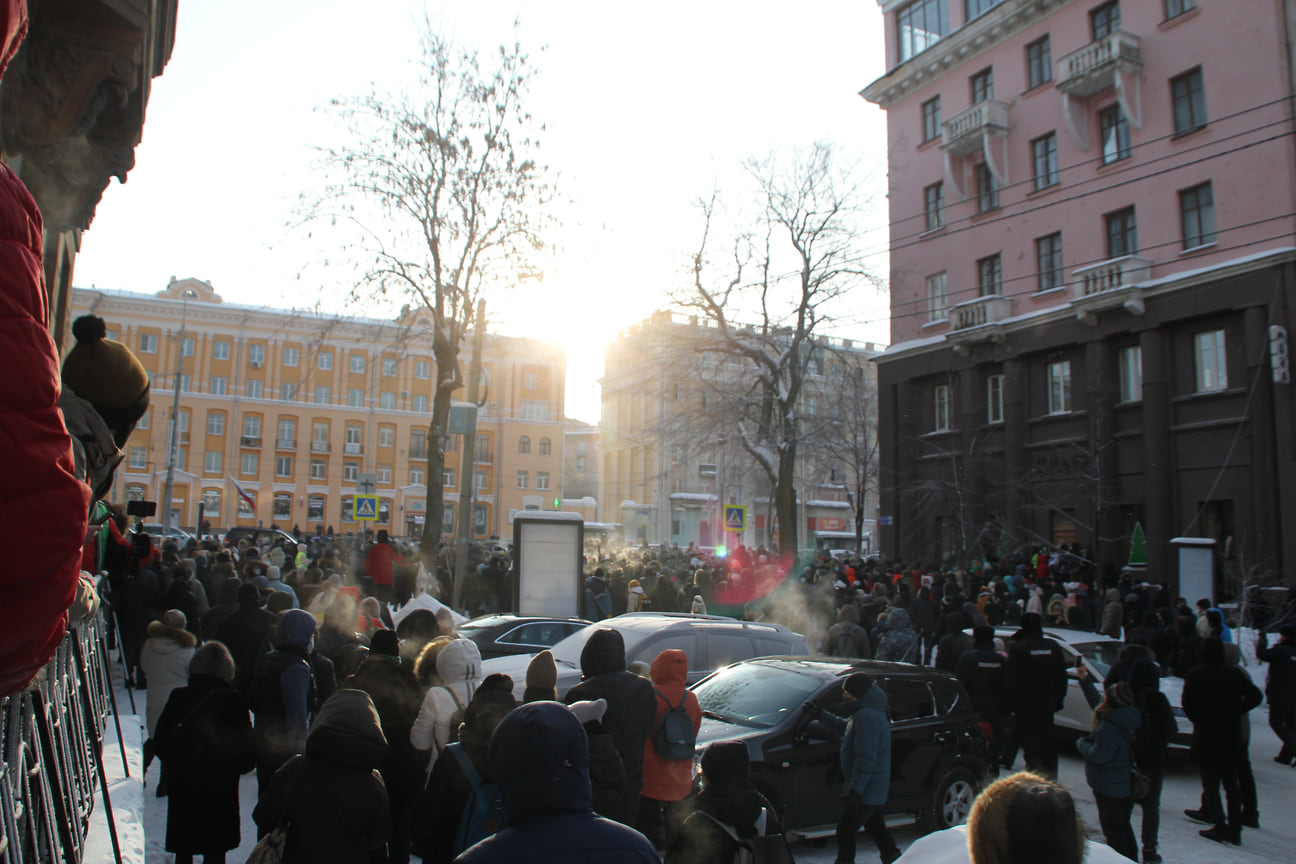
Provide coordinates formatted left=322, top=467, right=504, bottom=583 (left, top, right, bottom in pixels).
left=931, top=731, right=952, bottom=744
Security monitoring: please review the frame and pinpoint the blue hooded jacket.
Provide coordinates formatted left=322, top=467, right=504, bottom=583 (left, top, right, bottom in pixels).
left=455, top=702, right=659, bottom=864
left=821, top=685, right=891, bottom=805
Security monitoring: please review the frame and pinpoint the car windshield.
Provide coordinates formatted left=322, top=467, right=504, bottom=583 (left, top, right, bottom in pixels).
left=692, top=663, right=824, bottom=729
left=1070, top=641, right=1123, bottom=677
left=548, top=623, right=640, bottom=666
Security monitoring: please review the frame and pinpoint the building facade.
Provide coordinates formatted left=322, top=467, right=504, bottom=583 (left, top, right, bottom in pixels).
left=599, top=310, right=882, bottom=551
left=68, top=279, right=570, bottom=539
left=863, top=0, right=1296, bottom=592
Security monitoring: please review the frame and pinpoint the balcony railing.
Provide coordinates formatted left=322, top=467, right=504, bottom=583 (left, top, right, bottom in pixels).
left=240, top=435, right=262, bottom=448
left=1056, top=31, right=1142, bottom=98
left=275, top=439, right=296, bottom=451
left=1070, top=255, right=1151, bottom=321
left=311, top=440, right=330, bottom=452
left=344, top=442, right=363, bottom=455
left=940, top=99, right=1011, bottom=156
left=950, top=295, right=1013, bottom=331
left=409, top=446, right=428, bottom=459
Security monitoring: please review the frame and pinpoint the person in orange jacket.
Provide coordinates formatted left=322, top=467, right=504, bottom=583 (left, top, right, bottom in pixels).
left=640, top=648, right=702, bottom=850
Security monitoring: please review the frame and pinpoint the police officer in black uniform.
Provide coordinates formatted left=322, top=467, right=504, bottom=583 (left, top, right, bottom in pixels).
left=957, top=625, right=1007, bottom=771
left=1004, top=612, right=1068, bottom=778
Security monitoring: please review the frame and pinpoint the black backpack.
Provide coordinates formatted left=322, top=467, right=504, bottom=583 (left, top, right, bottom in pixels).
left=652, top=687, right=697, bottom=760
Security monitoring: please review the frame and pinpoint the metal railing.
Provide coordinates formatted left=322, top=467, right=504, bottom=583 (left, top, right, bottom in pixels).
left=1, top=616, right=125, bottom=864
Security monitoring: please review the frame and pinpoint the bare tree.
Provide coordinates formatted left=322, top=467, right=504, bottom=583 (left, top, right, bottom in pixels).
left=298, top=21, right=553, bottom=560
left=812, top=359, right=880, bottom=553
left=678, top=142, right=879, bottom=559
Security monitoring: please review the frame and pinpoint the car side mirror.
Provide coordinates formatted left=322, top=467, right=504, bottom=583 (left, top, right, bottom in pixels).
left=797, top=718, right=831, bottom=744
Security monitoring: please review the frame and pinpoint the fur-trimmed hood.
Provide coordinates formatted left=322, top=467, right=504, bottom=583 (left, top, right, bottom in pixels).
left=145, top=620, right=197, bottom=649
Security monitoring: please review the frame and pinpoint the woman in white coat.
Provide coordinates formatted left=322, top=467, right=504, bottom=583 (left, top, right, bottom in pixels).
left=409, top=635, right=482, bottom=775
left=139, top=608, right=197, bottom=752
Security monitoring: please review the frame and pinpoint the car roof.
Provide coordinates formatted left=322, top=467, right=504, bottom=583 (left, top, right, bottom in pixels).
left=980, top=625, right=1122, bottom=646
left=611, top=612, right=795, bottom=635
left=718, top=656, right=962, bottom=682
left=460, top=614, right=591, bottom=627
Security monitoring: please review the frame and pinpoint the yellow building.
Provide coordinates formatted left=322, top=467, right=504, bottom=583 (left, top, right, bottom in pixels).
left=68, top=278, right=569, bottom=539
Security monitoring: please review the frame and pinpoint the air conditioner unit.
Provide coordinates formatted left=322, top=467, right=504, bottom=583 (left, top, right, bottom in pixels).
left=250, top=360, right=263, bottom=369
left=401, top=391, right=409, bottom=399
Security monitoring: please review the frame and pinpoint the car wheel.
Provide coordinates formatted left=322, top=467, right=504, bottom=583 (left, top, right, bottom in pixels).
left=920, top=766, right=978, bottom=833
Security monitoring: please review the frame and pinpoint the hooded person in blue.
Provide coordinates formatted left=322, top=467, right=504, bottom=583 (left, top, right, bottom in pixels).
left=454, top=701, right=659, bottom=864
left=803, top=672, right=901, bottom=864
left=249, top=608, right=318, bottom=799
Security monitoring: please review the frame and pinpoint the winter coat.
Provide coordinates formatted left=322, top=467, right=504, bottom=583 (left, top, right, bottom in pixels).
left=1099, top=589, right=1124, bottom=639
left=1182, top=658, right=1263, bottom=761
left=410, top=636, right=482, bottom=770
left=0, top=0, right=92, bottom=694
left=642, top=650, right=702, bottom=802
left=345, top=654, right=425, bottom=804
left=1256, top=634, right=1296, bottom=708
left=825, top=604, right=872, bottom=658
left=138, top=621, right=196, bottom=737
left=565, top=628, right=657, bottom=801
left=956, top=647, right=1006, bottom=719
left=364, top=541, right=398, bottom=587
left=892, top=824, right=1133, bottom=864
left=154, top=675, right=255, bottom=854
left=253, top=690, right=391, bottom=864
left=249, top=610, right=318, bottom=767
left=1076, top=678, right=1141, bottom=798
left=1005, top=629, right=1068, bottom=716
left=819, top=685, right=891, bottom=805
left=666, top=785, right=782, bottom=864
left=216, top=599, right=277, bottom=697
left=586, top=720, right=632, bottom=824
left=455, top=702, right=659, bottom=864
left=875, top=607, right=920, bottom=663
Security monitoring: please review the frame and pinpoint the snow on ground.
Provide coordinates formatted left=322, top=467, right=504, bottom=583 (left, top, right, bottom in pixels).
left=85, top=626, right=1295, bottom=863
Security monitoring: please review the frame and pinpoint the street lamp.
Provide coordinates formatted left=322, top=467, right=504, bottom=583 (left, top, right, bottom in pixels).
left=161, top=288, right=198, bottom=533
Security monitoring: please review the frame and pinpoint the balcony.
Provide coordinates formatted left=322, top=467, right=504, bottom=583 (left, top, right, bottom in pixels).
left=240, top=435, right=261, bottom=448
left=947, top=295, right=1013, bottom=355
left=1070, top=255, right=1151, bottom=323
left=344, top=442, right=363, bottom=455
left=410, top=446, right=428, bottom=459
left=311, top=440, right=331, bottom=453
left=939, top=100, right=1010, bottom=157
left=1055, top=31, right=1142, bottom=98
left=276, top=439, right=296, bottom=451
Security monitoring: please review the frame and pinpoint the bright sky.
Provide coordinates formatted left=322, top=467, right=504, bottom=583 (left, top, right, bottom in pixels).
left=72, top=0, right=891, bottom=424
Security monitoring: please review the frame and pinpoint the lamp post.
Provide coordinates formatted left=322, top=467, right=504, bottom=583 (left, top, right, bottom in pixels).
left=161, top=288, right=197, bottom=533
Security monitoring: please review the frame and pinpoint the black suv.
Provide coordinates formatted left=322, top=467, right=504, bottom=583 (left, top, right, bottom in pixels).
left=691, top=658, right=990, bottom=837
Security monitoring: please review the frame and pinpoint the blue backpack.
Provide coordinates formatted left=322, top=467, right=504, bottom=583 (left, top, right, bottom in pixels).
left=652, top=687, right=697, bottom=760
left=447, top=742, right=505, bottom=855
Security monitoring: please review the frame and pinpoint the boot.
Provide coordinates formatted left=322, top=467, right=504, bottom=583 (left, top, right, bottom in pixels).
left=1199, top=825, right=1240, bottom=846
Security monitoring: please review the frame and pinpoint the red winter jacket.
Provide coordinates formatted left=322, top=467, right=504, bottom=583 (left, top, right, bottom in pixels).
left=641, top=648, right=702, bottom=802
left=364, top=541, right=399, bottom=587
left=0, top=0, right=92, bottom=697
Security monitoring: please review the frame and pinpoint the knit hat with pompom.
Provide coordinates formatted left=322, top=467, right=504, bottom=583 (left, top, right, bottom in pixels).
left=61, top=315, right=149, bottom=440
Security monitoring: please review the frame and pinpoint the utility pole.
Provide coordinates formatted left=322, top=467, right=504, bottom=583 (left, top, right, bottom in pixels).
left=161, top=288, right=196, bottom=533
left=453, top=299, right=486, bottom=610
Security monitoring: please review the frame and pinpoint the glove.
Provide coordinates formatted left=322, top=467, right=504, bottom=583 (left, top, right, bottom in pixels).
left=801, top=700, right=822, bottom=718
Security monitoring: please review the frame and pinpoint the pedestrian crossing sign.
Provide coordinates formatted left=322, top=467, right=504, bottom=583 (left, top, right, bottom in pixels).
left=354, top=495, right=379, bottom=521
left=723, top=505, right=746, bottom=532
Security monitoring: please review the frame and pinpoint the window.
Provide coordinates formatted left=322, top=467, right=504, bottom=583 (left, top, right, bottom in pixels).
left=1171, top=68, right=1206, bottom=134
left=475, top=435, right=491, bottom=461
left=207, top=412, right=225, bottom=435
left=977, top=254, right=1002, bottom=296
left=887, top=679, right=936, bottom=722
left=247, top=379, right=263, bottom=399
left=927, top=272, right=948, bottom=323
left=350, top=354, right=366, bottom=374
left=248, top=344, right=265, bottom=367
left=410, top=428, right=427, bottom=457
left=537, top=471, right=551, bottom=490
left=523, top=372, right=538, bottom=390
left=517, top=470, right=529, bottom=488
left=274, top=493, right=292, bottom=519
left=921, top=96, right=941, bottom=142
left=975, top=163, right=998, bottom=212
left=277, top=417, right=296, bottom=445
left=474, top=471, right=489, bottom=491
left=1099, top=105, right=1131, bottom=164
left=128, top=446, right=147, bottom=469
left=182, top=336, right=194, bottom=358
left=445, top=434, right=456, bottom=452
left=213, top=340, right=230, bottom=360
left=1091, top=1, right=1120, bottom=40
left=136, top=409, right=149, bottom=430
left=282, top=382, right=297, bottom=401
left=345, top=425, right=363, bottom=448
left=211, top=376, right=227, bottom=396
left=520, top=400, right=551, bottom=421
left=539, top=437, right=552, bottom=456
left=1194, top=329, right=1228, bottom=391
left=1036, top=233, right=1064, bottom=292
left=176, top=410, right=190, bottom=434
left=1031, top=132, right=1058, bottom=190
left=126, top=484, right=146, bottom=501
left=380, top=391, right=395, bottom=410
left=1166, top=0, right=1195, bottom=18
left=283, top=347, right=299, bottom=367
left=348, top=388, right=364, bottom=408
left=318, top=352, right=333, bottom=370
left=311, top=459, right=326, bottom=481
left=412, top=394, right=427, bottom=413
left=314, top=385, right=331, bottom=405
left=518, top=436, right=531, bottom=455
left=203, top=489, right=221, bottom=518
left=924, top=182, right=944, bottom=231
left=344, top=462, right=359, bottom=482
left=897, top=0, right=949, bottom=62
left=341, top=495, right=356, bottom=523
left=1119, top=346, right=1143, bottom=402
left=414, top=360, right=430, bottom=379
left=410, top=467, right=424, bottom=485
left=473, top=503, right=488, bottom=532
left=1106, top=207, right=1138, bottom=257
left=138, top=333, right=157, bottom=354
left=242, top=415, right=261, bottom=439
left=1047, top=361, right=1072, bottom=414
left=1180, top=182, right=1217, bottom=249
left=934, top=384, right=951, bottom=432
left=275, top=456, right=293, bottom=477
left=444, top=468, right=456, bottom=488
left=180, top=374, right=192, bottom=393
left=241, top=452, right=258, bottom=475
left=966, top=0, right=1005, bottom=19
left=970, top=67, right=993, bottom=103
left=987, top=375, right=1004, bottom=423
left=382, top=357, right=397, bottom=376
left=378, top=427, right=395, bottom=447
left=308, top=496, right=325, bottom=522
left=1026, top=36, right=1052, bottom=89
left=378, top=466, right=392, bottom=484
left=313, top=421, right=329, bottom=443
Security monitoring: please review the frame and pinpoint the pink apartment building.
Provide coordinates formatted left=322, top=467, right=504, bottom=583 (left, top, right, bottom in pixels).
left=862, top=0, right=1296, bottom=594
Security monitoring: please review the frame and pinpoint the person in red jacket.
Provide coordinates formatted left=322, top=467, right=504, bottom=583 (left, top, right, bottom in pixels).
left=640, top=648, right=702, bottom=850
left=363, top=529, right=400, bottom=603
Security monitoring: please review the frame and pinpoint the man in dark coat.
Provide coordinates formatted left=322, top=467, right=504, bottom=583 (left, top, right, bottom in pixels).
left=455, top=701, right=659, bottom=864
left=1182, top=637, right=1264, bottom=846
left=216, top=582, right=276, bottom=698
left=249, top=609, right=318, bottom=799
left=1255, top=625, right=1296, bottom=764
left=564, top=628, right=656, bottom=828
left=200, top=577, right=243, bottom=645
left=957, top=625, right=1007, bottom=770
left=1004, top=612, right=1068, bottom=778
